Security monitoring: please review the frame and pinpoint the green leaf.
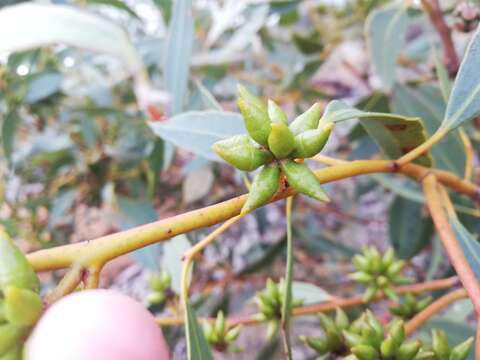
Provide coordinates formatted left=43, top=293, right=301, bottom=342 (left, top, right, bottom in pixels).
left=163, top=235, right=191, bottom=295
left=87, top=0, right=140, bottom=19
left=149, top=111, right=245, bottom=161
left=321, top=100, right=432, bottom=166
left=24, top=72, right=62, bottom=104
left=185, top=300, right=214, bottom=360
left=163, top=0, right=193, bottom=114
left=391, top=84, right=465, bottom=176
left=433, top=47, right=452, bottom=102
left=449, top=217, right=480, bottom=281
left=388, top=196, right=433, bottom=259
left=291, top=281, right=331, bottom=305
left=0, top=3, right=143, bottom=76
left=365, top=4, right=408, bottom=91
left=153, top=0, right=172, bottom=24
left=442, top=25, right=480, bottom=130
left=2, top=112, right=20, bottom=160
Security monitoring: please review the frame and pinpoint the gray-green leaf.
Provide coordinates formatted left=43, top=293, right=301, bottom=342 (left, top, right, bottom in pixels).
left=185, top=301, right=214, bottom=360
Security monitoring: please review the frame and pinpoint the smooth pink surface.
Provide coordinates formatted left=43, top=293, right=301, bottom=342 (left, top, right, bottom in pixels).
left=26, top=289, right=170, bottom=360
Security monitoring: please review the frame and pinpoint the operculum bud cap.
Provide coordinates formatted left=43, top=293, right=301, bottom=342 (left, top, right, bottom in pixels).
left=268, top=123, right=296, bottom=159
left=237, top=92, right=271, bottom=146
left=289, top=102, right=322, bottom=135
left=292, top=123, right=333, bottom=158
left=267, top=100, right=288, bottom=125
left=281, top=160, right=329, bottom=202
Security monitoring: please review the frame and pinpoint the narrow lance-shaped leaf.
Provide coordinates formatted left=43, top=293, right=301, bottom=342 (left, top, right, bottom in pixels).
left=449, top=217, right=480, bottom=281
left=163, top=0, right=194, bottom=114
left=321, top=100, right=432, bottom=166
left=442, top=25, right=480, bottom=130
left=185, top=301, right=214, bottom=360
left=365, top=4, right=408, bottom=92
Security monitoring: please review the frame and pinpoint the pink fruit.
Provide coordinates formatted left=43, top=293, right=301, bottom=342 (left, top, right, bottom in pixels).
left=26, top=289, right=170, bottom=360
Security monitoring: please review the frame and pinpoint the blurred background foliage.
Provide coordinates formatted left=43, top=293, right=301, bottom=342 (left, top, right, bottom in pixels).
left=1, top=0, right=480, bottom=358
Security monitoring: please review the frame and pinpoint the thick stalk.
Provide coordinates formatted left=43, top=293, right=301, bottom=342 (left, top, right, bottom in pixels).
left=423, top=174, right=480, bottom=315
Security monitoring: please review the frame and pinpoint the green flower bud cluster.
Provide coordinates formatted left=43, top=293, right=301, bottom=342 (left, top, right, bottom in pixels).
left=345, top=313, right=425, bottom=360
left=303, top=310, right=434, bottom=360
left=350, top=247, right=413, bottom=301
left=254, top=278, right=303, bottom=321
left=213, top=85, right=333, bottom=214
left=0, top=230, right=43, bottom=359
left=389, top=293, right=433, bottom=319
left=202, top=311, right=242, bottom=352
left=430, top=330, right=473, bottom=360
left=301, top=308, right=350, bottom=356
left=146, top=271, right=171, bottom=306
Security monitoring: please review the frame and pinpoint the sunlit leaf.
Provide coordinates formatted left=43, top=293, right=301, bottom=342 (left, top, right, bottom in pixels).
left=163, top=0, right=193, bottom=114
left=321, top=100, right=432, bottom=166
left=450, top=217, right=480, bottom=280
left=365, top=4, right=408, bottom=91
left=442, top=25, right=480, bottom=130
left=391, top=84, right=465, bottom=176
left=291, top=281, right=331, bottom=305
left=149, top=110, right=245, bottom=161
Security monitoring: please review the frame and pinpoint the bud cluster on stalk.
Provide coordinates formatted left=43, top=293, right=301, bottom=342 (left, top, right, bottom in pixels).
left=350, top=247, right=413, bottom=301
left=202, top=311, right=242, bottom=352
left=212, top=84, right=334, bottom=214
left=389, top=293, right=432, bottom=319
left=146, top=271, right=171, bottom=307
left=304, top=310, right=436, bottom=360
left=254, top=278, right=303, bottom=339
left=0, top=230, right=43, bottom=359
left=429, top=329, right=473, bottom=360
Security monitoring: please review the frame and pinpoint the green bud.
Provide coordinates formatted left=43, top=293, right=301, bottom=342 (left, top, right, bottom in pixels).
left=415, top=350, right=436, bottom=360
left=266, top=278, right=281, bottom=303
left=390, top=303, right=411, bottom=317
left=343, top=330, right=364, bottom=347
left=241, top=164, right=280, bottom=214
left=386, top=261, right=405, bottom=279
left=267, top=100, right=288, bottom=125
left=389, top=319, right=405, bottom=347
left=363, top=286, right=378, bottom=302
left=397, top=340, right=421, bottom=360
left=257, top=291, right=277, bottom=309
left=449, top=337, right=474, bottom=360
left=380, top=336, right=397, bottom=358
left=370, top=255, right=383, bottom=274
left=257, top=301, right=275, bottom=319
left=203, top=321, right=214, bottom=342
left=351, top=344, right=380, bottom=360
left=149, top=273, right=166, bottom=292
left=237, top=84, right=266, bottom=112
left=350, top=271, right=374, bottom=284
left=213, top=135, right=272, bottom=171
left=266, top=320, right=278, bottom=340
left=146, top=292, right=166, bottom=306
left=375, top=275, right=389, bottom=288
left=4, top=286, right=42, bottom=326
left=0, top=230, right=39, bottom=292
left=393, top=276, right=414, bottom=285
left=432, top=329, right=450, bottom=360
left=267, top=123, right=296, bottom=159
left=381, top=248, right=395, bottom=269
left=335, top=308, right=349, bottom=330
left=416, top=296, right=433, bottom=312
left=237, top=97, right=271, bottom=146
left=281, top=160, right=329, bottom=202
left=383, top=286, right=399, bottom=302
left=0, top=324, right=24, bottom=356
left=318, top=313, right=337, bottom=334
left=291, top=124, right=333, bottom=158
left=215, top=311, right=225, bottom=337
left=302, top=336, right=330, bottom=354
left=289, top=103, right=322, bottom=135
left=365, top=311, right=383, bottom=339
left=0, top=301, right=6, bottom=324
left=353, top=255, right=369, bottom=271
left=1, top=345, right=22, bottom=360
left=160, top=272, right=172, bottom=287
left=343, top=356, right=359, bottom=360
left=350, top=314, right=368, bottom=334
left=224, top=326, right=241, bottom=343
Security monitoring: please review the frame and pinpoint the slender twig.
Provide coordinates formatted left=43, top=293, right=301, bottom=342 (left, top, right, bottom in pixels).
left=423, top=174, right=480, bottom=315
left=281, top=197, right=294, bottom=360
left=156, top=277, right=459, bottom=327
left=27, top=159, right=479, bottom=273
left=405, top=288, right=468, bottom=335
left=459, top=129, right=474, bottom=181
left=421, top=0, right=460, bottom=75
left=44, top=264, right=85, bottom=306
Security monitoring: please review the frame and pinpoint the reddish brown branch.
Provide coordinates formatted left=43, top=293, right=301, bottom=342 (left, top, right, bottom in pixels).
left=422, top=0, right=460, bottom=75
